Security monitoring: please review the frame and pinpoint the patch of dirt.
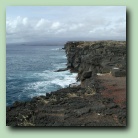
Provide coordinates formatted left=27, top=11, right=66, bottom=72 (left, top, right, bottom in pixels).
left=97, top=73, right=126, bottom=108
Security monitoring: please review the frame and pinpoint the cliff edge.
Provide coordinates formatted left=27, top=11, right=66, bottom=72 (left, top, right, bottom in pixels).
left=64, top=40, right=126, bottom=87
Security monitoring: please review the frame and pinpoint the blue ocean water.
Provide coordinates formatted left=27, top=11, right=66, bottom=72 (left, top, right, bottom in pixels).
left=6, top=44, right=77, bottom=106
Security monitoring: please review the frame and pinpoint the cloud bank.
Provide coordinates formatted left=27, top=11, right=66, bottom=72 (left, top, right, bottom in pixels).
left=6, top=6, right=126, bottom=44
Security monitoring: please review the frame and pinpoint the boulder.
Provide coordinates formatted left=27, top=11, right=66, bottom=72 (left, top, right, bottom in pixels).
left=101, top=67, right=110, bottom=73
left=111, top=68, right=126, bottom=77
left=82, top=71, right=92, bottom=79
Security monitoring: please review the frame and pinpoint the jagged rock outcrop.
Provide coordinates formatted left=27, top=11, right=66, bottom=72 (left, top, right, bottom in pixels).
left=6, top=85, right=126, bottom=126
left=64, top=41, right=126, bottom=87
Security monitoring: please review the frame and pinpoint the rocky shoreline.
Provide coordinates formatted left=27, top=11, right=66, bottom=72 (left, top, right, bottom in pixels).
left=6, top=41, right=126, bottom=126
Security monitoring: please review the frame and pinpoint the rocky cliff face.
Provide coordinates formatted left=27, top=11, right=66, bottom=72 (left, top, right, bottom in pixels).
left=64, top=41, right=126, bottom=88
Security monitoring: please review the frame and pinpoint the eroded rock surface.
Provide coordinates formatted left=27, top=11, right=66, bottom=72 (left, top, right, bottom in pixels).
left=6, top=85, right=126, bottom=126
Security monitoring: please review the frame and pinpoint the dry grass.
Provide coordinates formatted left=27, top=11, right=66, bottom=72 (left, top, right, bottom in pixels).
left=85, top=86, right=96, bottom=96
left=67, top=93, right=78, bottom=98
left=40, top=99, right=49, bottom=104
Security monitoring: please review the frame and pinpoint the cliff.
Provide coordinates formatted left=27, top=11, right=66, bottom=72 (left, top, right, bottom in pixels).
left=64, top=41, right=126, bottom=88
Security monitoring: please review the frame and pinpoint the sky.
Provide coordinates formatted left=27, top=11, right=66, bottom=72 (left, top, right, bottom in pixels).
left=6, top=6, right=126, bottom=44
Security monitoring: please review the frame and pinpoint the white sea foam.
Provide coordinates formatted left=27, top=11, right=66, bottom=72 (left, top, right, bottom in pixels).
left=29, top=93, right=46, bottom=98
left=26, top=81, right=50, bottom=90
left=51, top=48, right=64, bottom=51
left=51, top=48, right=60, bottom=51
left=25, top=69, right=77, bottom=98
left=51, top=74, right=77, bottom=88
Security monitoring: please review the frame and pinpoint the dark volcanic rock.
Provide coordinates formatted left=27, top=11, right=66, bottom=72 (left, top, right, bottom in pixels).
left=6, top=86, right=126, bottom=126
left=82, top=71, right=92, bottom=79
left=64, top=41, right=126, bottom=87
left=55, top=68, right=68, bottom=72
left=6, top=40, right=126, bottom=127
left=111, top=68, right=126, bottom=77
left=74, top=107, right=91, bottom=116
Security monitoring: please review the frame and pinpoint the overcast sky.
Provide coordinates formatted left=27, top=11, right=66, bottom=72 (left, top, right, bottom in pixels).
left=6, top=6, right=126, bottom=44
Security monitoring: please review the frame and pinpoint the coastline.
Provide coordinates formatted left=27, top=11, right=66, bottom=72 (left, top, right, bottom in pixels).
left=6, top=40, right=126, bottom=126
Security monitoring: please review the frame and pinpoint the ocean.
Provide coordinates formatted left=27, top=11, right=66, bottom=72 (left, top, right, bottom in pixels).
left=6, top=44, right=77, bottom=106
